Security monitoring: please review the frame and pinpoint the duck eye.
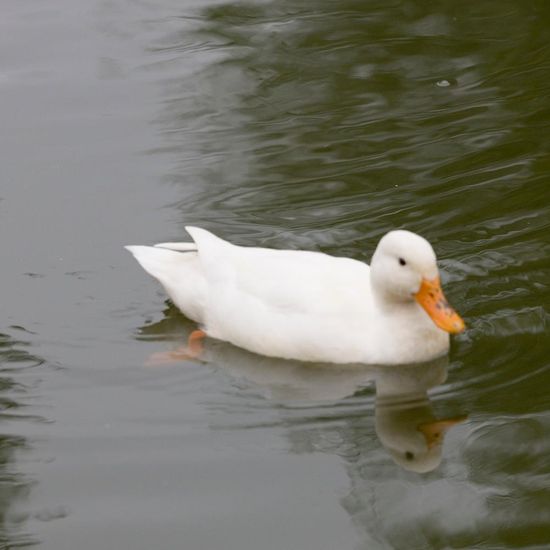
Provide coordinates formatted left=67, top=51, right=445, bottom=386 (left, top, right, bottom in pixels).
left=398, top=257, right=406, bottom=266
left=405, top=451, right=414, bottom=461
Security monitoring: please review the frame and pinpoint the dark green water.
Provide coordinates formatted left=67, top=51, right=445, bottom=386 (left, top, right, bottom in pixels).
left=1, top=0, right=549, bottom=548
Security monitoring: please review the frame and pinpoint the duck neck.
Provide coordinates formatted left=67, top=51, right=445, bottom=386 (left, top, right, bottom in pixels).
left=372, top=289, right=418, bottom=315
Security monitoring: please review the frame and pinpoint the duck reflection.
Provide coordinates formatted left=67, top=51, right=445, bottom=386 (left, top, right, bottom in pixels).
left=372, top=362, right=466, bottom=473
left=138, top=306, right=466, bottom=472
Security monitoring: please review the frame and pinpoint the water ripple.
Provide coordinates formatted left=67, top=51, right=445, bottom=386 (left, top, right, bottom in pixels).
left=134, top=0, right=550, bottom=547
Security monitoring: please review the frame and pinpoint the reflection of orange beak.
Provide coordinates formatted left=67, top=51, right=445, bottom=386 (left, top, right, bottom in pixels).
left=418, top=416, right=468, bottom=449
left=415, top=277, right=465, bottom=334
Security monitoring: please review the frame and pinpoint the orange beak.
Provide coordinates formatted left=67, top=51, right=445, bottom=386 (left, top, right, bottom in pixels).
left=414, top=276, right=465, bottom=334
left=418, top=416, right=468, bottom=449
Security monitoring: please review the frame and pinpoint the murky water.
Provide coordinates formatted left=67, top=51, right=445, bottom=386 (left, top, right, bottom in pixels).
left=1, top=0, right=549, bottom=548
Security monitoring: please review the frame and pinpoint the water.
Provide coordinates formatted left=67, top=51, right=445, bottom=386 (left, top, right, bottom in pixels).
left=1, top=0, right=549, bottom=548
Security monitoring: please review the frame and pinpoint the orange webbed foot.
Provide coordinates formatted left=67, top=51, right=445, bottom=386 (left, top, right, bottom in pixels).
left=145, top=329, right=207, bottom=366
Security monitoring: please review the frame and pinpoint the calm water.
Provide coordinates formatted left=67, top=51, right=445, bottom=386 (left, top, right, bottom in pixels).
left=1, top=0, right=549, bottom=548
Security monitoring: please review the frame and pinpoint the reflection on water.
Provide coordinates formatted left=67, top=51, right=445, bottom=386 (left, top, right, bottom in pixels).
left=0, top=331, right=44, bottom=548
left=373, top=361, right=466, bottom=473
left=139, top=308, right=466, bottom=475
left=139, top=301, right=550, bottom=547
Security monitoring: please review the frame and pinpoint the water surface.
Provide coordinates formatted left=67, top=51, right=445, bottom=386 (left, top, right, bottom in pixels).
left=1, top=0, right=549, bottom=548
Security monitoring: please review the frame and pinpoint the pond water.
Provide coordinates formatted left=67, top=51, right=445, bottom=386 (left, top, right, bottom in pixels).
left=1, top=0, right=549, bottom=548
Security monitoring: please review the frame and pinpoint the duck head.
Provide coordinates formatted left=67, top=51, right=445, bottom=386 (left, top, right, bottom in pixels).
left=370, top=230, right=465, bottom=334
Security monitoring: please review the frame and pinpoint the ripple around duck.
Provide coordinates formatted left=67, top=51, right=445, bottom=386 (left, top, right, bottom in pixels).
left=129, top=0, right=550, bottom=547
left=146, top=0, right=550, bottom=240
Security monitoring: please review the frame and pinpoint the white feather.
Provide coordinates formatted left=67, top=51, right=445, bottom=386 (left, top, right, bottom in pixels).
left=125, top=245, right=205, bottom=323
left=126, top=227, right=455, bottom=364
left=153, top=242, right=198, bottom=251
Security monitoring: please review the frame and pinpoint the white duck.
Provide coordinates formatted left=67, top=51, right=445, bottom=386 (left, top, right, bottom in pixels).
left=126, top=227, right=464, bottom=365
